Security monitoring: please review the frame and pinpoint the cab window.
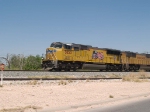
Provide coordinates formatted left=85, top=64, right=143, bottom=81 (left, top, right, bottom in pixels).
left=50, top=43, right=55, bottom=47
left=64, top=44, right=72, bottom=49
left=54, top=44, right=62, bottom=48
left=50, top=43, right=62, bottom=48
left=74, top=47, right=79, bottom=51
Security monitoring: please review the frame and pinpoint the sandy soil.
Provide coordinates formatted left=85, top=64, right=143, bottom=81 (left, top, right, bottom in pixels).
left=0, top=79, right=150, bottom=112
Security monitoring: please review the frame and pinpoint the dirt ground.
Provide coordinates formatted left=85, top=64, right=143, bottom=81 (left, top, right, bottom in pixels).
left=0, top=79, right=150, bottom=112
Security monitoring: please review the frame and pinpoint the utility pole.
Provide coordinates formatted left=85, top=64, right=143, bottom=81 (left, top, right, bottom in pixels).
left=18, top=54, right=24, bottom=70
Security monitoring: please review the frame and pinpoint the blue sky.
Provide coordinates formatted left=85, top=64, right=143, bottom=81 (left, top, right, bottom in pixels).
left=0, top=0, right=150, bottom=57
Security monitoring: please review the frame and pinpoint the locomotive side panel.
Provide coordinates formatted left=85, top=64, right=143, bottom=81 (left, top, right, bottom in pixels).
left=105, top=49, right=121, bottom=64
left=87, top=48, right=106, bottom=63
left=87, top=48, right=121, bottom=64
left=136, top=54, right=146, bottom=65
left=42, top=42, right=150, bottom=71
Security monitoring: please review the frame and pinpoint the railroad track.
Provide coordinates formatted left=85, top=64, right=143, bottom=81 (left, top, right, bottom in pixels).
left=1, top=77, right=150, bottom=81
left=2, top=70, right=143, bottom=72
left=0, top=77, right=122, bottom=81
left=1, top=71, right=150, bottom=81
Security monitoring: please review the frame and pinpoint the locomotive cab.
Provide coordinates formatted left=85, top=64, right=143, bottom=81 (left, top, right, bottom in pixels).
left=42, top=42, right=63, bottom=70
left=42, top=42, right=75, bottom=70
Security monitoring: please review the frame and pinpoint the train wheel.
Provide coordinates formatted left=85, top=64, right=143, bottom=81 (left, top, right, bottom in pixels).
left=118, top=65, right=122, bottom=71
left=125, top=69, right=129, bottom=72
left=49, top=69, right=53, bottom=71
left=132, top=66, right=136, bottom=72
left=115, top=65, right=120, bottom=71
left=57, top=68, right=62, bottom=71
left=72, top=64, right=77, bottom=71
left=129, top=66, right=134, bottom=71
left=73, top=68, right=77, bottom=71
left=110, top=65, right=114, bottom=71
left=65, top=68, right=70, bottom=71
left=106, top=65, right=110, bottom=71
left=123, top=65, right=127, bottom=71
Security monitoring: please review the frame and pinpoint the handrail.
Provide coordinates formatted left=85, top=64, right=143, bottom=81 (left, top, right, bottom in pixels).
left=50, top=53, right=54, bottom=61
left=52, top=52, right=57, bottom=60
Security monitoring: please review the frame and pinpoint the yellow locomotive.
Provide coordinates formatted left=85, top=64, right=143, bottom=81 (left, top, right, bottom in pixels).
left=42, top=42, right=150, bottom=71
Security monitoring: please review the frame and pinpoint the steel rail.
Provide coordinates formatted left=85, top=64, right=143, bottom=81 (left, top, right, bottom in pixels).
left=1, top=77, right=150, bottom=81
left=2, top=70, right=142, bottom=72
left=1, top=77, right=122, bottom=81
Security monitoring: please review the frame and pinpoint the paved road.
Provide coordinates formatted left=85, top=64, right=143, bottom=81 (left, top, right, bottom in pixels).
left=83, top=98, right=150, bottom=112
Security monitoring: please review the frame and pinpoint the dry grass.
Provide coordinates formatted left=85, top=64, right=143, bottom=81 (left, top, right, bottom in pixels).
left=0, top=105, right=42, bottom=112
left=27, top=80, right=38, bottom=85
left=92, top=75, right=106, bottom=78
left=139, top=69, right=146, bottom=72
left=108, top=73, right=121, bottom=78
left=86, top=79, right=90, bottom=82
left=68, top=80, right=73, bottom=83
left=122, top=72, right=149, bottom=82
left=58, top=80, right=67, bottom=85
left=28, top=74, right=76, bottom=80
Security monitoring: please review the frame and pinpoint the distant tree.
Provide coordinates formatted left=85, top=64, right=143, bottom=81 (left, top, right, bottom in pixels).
left=9, top=54, right=42, bottom=70
left=9, top=54, right=25, bottom=70
left=9, top=55, right=20, bottom=69
left=23, top=55, right=42, bottom=70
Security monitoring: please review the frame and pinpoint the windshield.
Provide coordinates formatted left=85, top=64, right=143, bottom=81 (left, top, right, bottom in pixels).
left=50, top=42, right=62, bottom=48
left=64, top=44, right=72, bottom=49
left=54, top=44, right=62, bottom=48
left=50, top=43, right=55, bottom=47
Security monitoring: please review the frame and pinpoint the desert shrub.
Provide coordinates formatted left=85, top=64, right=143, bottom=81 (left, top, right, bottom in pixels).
left=122, top=73, right=149, bottom=82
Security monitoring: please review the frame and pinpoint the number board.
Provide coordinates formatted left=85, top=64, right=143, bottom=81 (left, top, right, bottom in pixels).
left=65, top=50, right=72, bottom=54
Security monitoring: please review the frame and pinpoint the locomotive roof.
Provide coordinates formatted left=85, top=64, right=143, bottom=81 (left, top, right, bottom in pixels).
left=51, top=42, right=149, bottom=55
left=121, top=51, right=150, bottom=57
left=102, top=48, right=121, bottom=52
left=51, top=42, right=121, bottom=51
left=52, top=42, right=92, bottom=47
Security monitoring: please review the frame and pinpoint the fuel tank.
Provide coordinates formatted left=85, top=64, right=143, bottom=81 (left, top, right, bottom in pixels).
left=82, top=64, right=106, bottom=70
left=140, top=65, right=150, bottom=70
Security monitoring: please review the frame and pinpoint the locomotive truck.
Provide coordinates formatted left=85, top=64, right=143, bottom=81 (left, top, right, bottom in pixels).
left=41, top=42, right=150, bottom=71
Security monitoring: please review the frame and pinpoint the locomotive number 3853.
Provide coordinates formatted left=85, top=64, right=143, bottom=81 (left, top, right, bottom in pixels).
left=65, top=50, right=72, bottom=54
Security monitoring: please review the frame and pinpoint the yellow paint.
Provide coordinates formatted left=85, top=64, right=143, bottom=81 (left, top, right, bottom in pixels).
left=43, top=46, right=150, bottom=65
